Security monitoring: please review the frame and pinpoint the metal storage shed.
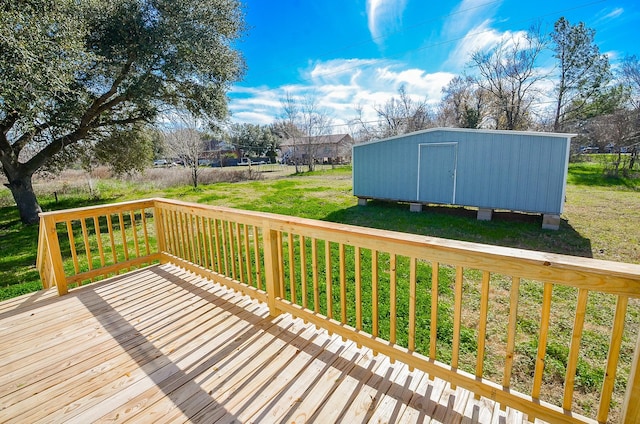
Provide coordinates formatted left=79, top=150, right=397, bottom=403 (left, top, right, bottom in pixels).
left=352, top=128, right=575, bottom=230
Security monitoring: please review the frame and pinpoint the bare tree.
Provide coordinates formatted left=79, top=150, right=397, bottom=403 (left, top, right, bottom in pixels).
left=163, top=114, right=208, bottom=187
left=621, top=55, right=640, bottom=111
left=438, top=75, right=488, bottom=128
left=349, top=86, right=433, bottom=140
left=347, top=103, right=377, bottom=143
left=374, top=85, right=433, bottom=137
left=470, top=26, right=547, bottom=130
left=278, top=92, right=333, bottom=172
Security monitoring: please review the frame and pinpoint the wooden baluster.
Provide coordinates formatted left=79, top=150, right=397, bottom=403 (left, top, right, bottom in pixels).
left=129, top=211, right=140, bottom=258
left=372, top=249, right=378, bottom=338
left=503, top=276, right=521, bottom=390
left=409, top=257, right=417, bottom=354
left=221, top=221, right=229, bottom=276
left=200, top=217, right=210, bottom=269
left=153, top=206, right=166, bottom=262
left=325, top=240, right=332, bottom=319
left=389, top=254, right=397, bottom=346
left=451, top=266, right=463, bottom=380
left=339, top=243, right=347, bottom=325
left=532, top=282, right=553, bottom=399
left=194, top=214, right=203, bottom=266
left=182, top=212, right=192, bottom=262
left=277, top=231, right=284, bottom=296
left=430, top=261, right=439, bottom=370
left=475, top=270, right=491, bottom=399
left=160, top=208, right=169, bottom=255
left=563, top=288, right=588, bottom=410
left=93, top=216, right=105, bottom=267
left=355, top=247, right=362, bottom=334
left=622, top=330, right=640, bottom=423
left=205, top=217, right=214, bottom=270
left=186, top=212, right=195, bottom=263
left=597, top=295, right=629, bottom=423
left=141, top=208, right=150, bottom=256
left=168, top=209, right=178, bottom=256
left=107, top=214, right=117, bottom=264
left=235, top=223, right=244, bottom=282
left=171, top=211, right=184, bottom=258
left=214, top=219, right=223, bottom=273
left=178, top=211, right=187, bottom=261
left=66, top=221, right=80, bottom=275
left=244, top=225, right=252, bottom=286
left=253, top=226, right=262, bottom=290
left=80, top=217, right=93, bottom=274
left=229, top=222, right=239, bottom=280
left=300, top=235, right=307, bottom=308
left=312, top=238, right=319, bottom=313
left=288, top=232, right=296, bottom=302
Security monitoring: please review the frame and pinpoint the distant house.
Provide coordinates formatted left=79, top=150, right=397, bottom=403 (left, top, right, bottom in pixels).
left=280, top=134, right=353, bottom=165
left=201, top=140, right=237, bottom=166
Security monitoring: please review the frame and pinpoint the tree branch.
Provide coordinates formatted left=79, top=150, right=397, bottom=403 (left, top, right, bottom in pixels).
left=0, top=110, right=20, bottom=135
left=79, top=59, right=135, bottom=127
left=12, top=122, right=51, bottom=152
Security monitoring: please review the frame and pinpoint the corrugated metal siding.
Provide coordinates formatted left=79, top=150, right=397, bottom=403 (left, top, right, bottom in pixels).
left=353, top=138, right=420, bottom=201
left=353, top=129, right=570, bottom=214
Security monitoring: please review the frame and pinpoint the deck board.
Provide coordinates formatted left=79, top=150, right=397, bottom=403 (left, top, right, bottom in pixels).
left=0, top=263, right=532, bottom=423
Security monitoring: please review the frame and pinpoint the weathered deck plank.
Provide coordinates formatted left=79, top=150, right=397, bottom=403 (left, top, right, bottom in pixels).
left=0, top=263, right=531, bottom=423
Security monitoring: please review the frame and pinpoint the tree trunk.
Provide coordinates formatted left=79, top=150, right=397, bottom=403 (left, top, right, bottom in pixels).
left=191, top=165, right=198, bottom=188
left=5, top=172, right=42, bottom=225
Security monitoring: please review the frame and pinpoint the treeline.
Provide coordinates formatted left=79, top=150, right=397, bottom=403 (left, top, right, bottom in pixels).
left=347, top=18, right=639, bottom=169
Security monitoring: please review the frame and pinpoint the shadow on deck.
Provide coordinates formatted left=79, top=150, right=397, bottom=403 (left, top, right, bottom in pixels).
left=0, top=264, right=531, bottom=423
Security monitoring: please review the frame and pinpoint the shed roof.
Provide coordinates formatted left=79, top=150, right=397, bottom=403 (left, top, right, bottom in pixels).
left=353, top=127, right=577, bottom=148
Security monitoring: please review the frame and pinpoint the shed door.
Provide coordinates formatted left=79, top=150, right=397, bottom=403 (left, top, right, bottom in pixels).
left=417, top=143, right=457, bottom=204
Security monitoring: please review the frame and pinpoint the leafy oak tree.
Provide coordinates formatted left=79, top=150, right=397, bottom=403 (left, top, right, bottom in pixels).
left=0, top=0, right=245, bottom=224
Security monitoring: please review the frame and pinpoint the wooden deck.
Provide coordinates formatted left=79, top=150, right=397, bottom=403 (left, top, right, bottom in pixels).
left=0, top=263, right=535, bottom=423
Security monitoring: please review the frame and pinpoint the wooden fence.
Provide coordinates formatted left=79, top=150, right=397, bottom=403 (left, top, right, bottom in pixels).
left=37, top=198, right=640, bottom=423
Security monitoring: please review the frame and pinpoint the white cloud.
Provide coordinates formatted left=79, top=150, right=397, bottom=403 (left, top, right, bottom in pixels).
left=230, top=111, right=274, bottom=125
left=366, top=0, right=408, bottom=46
left=228, top=58, right=456, bottom=127
left=444, top=20, right=528, bottom=69
left=442, top=0, right=503, bottom=38
left=595, top=7, right=624, bottom=24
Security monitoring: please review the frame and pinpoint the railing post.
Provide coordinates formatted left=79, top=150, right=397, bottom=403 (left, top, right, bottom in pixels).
left=262, top=225, right=282, bottom=317
left=153, top=201, right=168, bottom=263
left=622, top=331, right=640, bottom=423
left=42, top=215, right=68, bottom=295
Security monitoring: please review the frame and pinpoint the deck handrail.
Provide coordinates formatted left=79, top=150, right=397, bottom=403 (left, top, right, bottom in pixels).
left=37, top=197, right=640, bottom=424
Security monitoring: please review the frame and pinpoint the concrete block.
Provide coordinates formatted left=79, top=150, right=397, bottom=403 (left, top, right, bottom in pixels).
left=357, top=198, right=368, bottom=206
left=542, top=214, right=561, bottom=230
left=477, top=208, right=493, bottom=221
left=409, top=203, right=422, bottom=212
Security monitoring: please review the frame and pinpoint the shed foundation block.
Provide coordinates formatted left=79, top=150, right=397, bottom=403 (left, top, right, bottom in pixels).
left=357, top=198, right=368, bottom=206
left=409, top=203, right=422, bottom=212
left=477, top=208, right=493, bottom=221
left=542, top=214, right=561, bottom=230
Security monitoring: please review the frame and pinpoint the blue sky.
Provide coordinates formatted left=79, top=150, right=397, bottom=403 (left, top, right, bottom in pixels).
left=228, top=0, right=640, bottom=131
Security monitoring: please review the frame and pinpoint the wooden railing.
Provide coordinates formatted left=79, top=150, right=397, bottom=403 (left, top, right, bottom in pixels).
left=37, top=198, right=640, bottom=424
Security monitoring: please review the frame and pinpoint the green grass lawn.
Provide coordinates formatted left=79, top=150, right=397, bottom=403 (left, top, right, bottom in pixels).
left=1, top=162, right=638, bottom=300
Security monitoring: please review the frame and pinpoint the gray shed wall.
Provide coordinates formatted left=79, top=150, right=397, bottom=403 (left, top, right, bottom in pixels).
left=353, top=129, right=571, bottom=215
